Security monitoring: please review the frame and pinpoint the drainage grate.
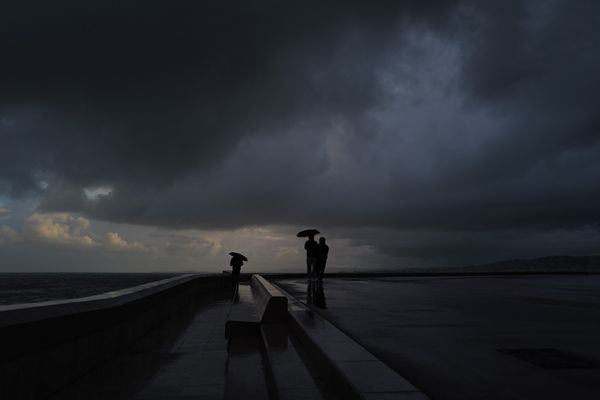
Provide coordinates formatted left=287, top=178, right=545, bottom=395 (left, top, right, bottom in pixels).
left=498, top=348, right=600, bottom=369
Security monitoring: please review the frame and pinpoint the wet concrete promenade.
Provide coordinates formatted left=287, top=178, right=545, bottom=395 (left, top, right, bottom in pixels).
left=43, top=274, right=600, bottom=399
left=276, top=275, right=600, bottom=400
left=50, top=292, right=232, bottom=400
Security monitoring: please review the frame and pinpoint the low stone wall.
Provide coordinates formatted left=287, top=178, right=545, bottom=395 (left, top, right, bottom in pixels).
left=0, top=274, right=230, bottom=399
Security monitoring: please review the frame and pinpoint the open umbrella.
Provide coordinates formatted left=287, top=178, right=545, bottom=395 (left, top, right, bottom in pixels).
left=229, top=252, right=248, bottom=261
left=296, top=229, right=320, bottom=238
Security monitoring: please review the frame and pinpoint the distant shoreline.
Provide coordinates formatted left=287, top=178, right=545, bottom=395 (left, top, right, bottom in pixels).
left=437, top=254, right=600, bottom=273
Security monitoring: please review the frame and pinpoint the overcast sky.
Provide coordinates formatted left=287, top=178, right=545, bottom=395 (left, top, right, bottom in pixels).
left=1, top=0, right=599, bottom=272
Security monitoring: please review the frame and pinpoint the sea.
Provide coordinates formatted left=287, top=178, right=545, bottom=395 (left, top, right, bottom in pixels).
left=0, top=273, right=181, bottom=306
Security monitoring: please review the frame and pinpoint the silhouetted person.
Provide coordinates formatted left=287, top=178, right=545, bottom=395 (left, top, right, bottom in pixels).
left=315, top=237, right=329, bottom=280
left=230, top=255, right=244, bottom=293
left=304, top=235, right=318, bottom=278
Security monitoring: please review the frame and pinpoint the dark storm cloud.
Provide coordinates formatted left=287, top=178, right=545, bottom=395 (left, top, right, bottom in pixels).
left=2, top=0, right=600, bottom=261
left=0, top=0, right=456, bottom=193
left=429, top=0, right=600, bottom=230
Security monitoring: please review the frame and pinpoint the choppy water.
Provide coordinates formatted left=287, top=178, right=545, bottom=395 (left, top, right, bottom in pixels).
left=0, top=273, right=180, bottom=306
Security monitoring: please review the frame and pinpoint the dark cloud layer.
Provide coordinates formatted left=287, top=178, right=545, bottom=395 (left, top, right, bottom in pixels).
left=1, top=0, right=600, bottom=263
left=1, top=0, right=455, bottom=191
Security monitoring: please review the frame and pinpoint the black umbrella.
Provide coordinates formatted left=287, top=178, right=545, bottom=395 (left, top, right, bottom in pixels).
left=229, top=252, right=248, bottom=261
left=297, top=229, right=320, bottom=238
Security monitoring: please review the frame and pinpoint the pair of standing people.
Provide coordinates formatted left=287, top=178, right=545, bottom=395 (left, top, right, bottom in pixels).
left=304, top=235, right=328, bottom=280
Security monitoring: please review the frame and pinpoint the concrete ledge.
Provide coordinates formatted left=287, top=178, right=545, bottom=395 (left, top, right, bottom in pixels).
left=260, top=323, right=324, bottom=400
left=225, top=275, right=288, bottom=339
left=0, top=274, right=200, bottom=327
left=251, top=274, right=287, bottom=323
left=225, top=285, right=260, bottom=339
left=0, top=274, right=230, bottom=399
left=274, top=282, right=430, bottom=400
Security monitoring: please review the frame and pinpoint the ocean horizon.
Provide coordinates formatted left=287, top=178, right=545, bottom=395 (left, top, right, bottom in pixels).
left=0, top=272, right=182, bottom=306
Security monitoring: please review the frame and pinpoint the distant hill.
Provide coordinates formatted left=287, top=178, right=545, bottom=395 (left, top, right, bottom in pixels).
left=439, top=255, right=600, bottom=274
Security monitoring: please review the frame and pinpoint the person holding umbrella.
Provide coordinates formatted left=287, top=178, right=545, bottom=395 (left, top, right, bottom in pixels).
left=297, top=229, right=319, bottom=279
left=228, top=252, right=247, bottom=293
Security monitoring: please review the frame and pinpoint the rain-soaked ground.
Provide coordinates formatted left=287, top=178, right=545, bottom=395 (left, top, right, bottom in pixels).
left=46, top=275, right=600, bottom=399
left=275, top=275, right=600, bottom=400
left=50, top=291, right=232, bottom=400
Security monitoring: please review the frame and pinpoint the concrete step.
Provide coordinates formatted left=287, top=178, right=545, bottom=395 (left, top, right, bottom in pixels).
left=224, top=337, right=270, bottom=400
left=225, top=284, right=260, bottom=339
left=225, top=276, right=351, bottom=400
left=261, top=323, right=325, bottom=400
left=273, top=281, right=430, bottom=400
left=224, top=284, right=271, bottom=399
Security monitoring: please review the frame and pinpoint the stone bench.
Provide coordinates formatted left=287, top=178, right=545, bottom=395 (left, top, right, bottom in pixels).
left=225, top=274, right=288, bottom=339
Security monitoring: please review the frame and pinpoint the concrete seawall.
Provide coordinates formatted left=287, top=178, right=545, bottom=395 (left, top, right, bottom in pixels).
left=0, top=274, right=230, bottom=399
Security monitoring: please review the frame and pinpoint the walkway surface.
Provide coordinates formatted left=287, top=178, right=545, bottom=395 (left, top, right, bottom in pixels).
left=51, top=291, right=232, bottom=400
left=276, top=275, right=600, bottom=400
